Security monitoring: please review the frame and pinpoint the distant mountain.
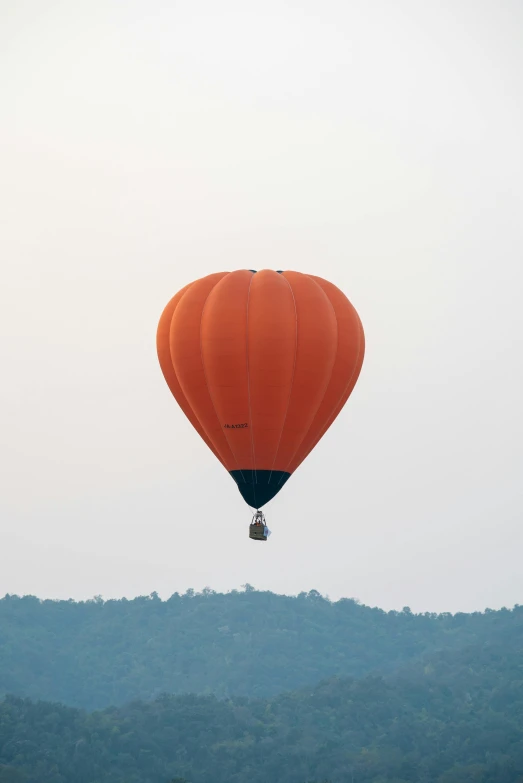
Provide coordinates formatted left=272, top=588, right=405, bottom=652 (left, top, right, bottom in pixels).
left=1, top=589, right=522, bottom=710
left=1, top=637, right=523, bottom=783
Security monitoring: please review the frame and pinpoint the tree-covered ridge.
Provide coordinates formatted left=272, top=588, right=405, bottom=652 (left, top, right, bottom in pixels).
left=1, top=638, right=523, bottom=783
left=1, top=589, right=522, bottom=709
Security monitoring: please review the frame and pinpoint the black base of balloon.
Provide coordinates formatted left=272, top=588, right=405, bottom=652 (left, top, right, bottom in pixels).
left=229, top=470, right=291, bottom=509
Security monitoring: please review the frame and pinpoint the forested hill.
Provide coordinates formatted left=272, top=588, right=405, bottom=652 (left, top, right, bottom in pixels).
left=1, top=638, right=523, bottom=783
left=1, top=589, right=522, bottom=709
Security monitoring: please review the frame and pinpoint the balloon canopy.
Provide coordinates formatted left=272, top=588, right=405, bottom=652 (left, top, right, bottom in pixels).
left=157, top=270, right=364, bottom=509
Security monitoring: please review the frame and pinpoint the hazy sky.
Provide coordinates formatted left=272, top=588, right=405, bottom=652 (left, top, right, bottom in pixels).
left=1, top=0, right=522, bottom=613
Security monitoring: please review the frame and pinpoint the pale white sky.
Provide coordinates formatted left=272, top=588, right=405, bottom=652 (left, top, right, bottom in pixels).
left=1, top=0, right=522, bottom=613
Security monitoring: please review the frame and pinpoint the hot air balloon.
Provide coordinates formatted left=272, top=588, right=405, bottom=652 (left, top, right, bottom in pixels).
left=157, top=270, right=364, bottom=539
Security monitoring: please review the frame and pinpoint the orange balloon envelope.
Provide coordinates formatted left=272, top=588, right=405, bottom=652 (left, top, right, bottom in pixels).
left=157, top=270, right=364, bottom=509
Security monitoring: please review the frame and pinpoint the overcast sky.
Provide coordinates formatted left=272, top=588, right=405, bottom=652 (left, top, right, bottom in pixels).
left=1, top=0, right=522, bottom=613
